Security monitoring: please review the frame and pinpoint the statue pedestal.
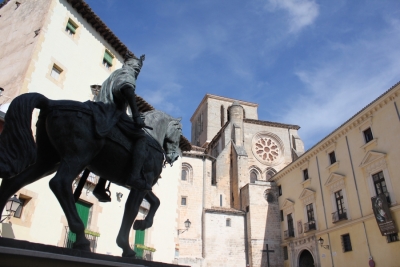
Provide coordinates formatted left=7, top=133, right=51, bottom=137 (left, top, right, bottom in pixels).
left=0, top=238, right=186, bottom=267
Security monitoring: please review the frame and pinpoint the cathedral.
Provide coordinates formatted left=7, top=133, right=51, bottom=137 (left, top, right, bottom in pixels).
left=175, top=94, right=304, bottom=266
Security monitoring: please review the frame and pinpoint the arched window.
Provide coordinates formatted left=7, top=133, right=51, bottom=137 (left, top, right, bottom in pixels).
left=181, top=163, right=193, bottom=183
left=250, top=171, right=257, bottom=183
left=181, top=169, right=187, bottom=181
left=266, top=168, right=277, bottom=180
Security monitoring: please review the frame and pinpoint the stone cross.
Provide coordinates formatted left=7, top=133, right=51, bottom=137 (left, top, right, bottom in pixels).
left=261, top=244, right=274, bottom=267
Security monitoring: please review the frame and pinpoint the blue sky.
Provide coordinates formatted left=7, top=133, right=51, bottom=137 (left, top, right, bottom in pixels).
left=86, top=0, right=400, bottom=149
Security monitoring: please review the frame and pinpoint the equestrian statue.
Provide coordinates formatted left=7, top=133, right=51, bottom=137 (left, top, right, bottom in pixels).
left=0, top=52, right=190, bottom=257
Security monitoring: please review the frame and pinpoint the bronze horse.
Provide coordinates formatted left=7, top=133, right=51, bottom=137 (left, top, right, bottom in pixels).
left=0, top=93, right=182, bottom=257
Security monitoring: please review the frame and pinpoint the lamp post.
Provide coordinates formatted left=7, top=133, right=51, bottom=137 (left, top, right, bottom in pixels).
left=318, top=237, right=330, bottom=249
left=177, top=219, right=191, bottom=235
left=1, top=195, right=23, bottom=223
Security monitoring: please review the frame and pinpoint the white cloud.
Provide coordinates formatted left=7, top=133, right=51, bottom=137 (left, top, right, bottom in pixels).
left=267, top=0, right=319, bottom=32
left=279, top=20, right=400, bottom=148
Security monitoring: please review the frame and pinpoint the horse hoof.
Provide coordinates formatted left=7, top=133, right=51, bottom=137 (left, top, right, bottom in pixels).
left=122, top=249, right=136, bottom=258
left=133, top=220, right=144, bottom=230
left=72, top=240, right=91, bottom=252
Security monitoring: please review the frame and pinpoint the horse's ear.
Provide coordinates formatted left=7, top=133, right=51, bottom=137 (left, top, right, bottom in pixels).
left=176, top=117, right=182, bottom=122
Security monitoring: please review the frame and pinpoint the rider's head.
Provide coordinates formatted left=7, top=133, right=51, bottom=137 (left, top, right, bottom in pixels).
left=124, top=52, right=145, bottom=79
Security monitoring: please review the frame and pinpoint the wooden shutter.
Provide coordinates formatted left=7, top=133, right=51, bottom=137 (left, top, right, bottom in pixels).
left=134, top=230, right=145, bottom=257
left=104, top=50, right=114, bottom=66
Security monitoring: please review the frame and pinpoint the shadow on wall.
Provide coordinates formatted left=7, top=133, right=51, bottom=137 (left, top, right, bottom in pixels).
left=0, top=222, right=15, bottom=238
left=261, top=185, right=282, bottom=267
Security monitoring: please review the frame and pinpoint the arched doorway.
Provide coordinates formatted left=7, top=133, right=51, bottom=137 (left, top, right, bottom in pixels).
left=299, top=249, right=315, bottom=267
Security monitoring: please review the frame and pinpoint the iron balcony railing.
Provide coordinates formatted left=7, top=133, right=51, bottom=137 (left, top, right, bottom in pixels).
left=132, top=244, right=155, bottom=261
left=332, top=209, right=347, bottom=223
left=304, top=221, right=316, bottom=232
left=64, top=226, right=99, bottom=252
left=284, top=229, right=295, bottom=239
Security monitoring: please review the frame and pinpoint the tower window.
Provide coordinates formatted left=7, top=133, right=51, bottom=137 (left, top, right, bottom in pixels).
left=226, top=218, right=231, bottom=227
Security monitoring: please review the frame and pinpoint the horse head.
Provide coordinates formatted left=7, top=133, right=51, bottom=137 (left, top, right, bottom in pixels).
left=163, top=118, right=182, bottom=166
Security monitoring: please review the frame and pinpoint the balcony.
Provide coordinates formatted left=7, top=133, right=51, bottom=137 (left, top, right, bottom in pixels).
left=284, top=229, right=295, bottom=239
left=133, top=244, right=155, bottom=261
left=304, top=221, right=316, bottom=232
left=64, top=226, right=99, bottom=252
left=332, top=209, right=347, bottom=223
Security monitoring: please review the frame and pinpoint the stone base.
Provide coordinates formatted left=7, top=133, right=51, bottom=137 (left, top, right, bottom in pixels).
left=0, top=238, right=188, bottom=267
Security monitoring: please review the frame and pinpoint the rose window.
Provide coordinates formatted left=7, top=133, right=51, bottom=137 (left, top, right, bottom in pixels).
left=252, top=133, right=284, bottom=166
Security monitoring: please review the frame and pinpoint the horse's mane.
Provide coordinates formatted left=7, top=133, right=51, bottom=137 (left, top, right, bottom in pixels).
left=143, top=109, right=176, bottom=123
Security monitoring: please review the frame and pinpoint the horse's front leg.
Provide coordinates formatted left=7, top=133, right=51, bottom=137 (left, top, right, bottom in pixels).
left=116, top=188, right=147, bottom=257
left=133, top=190, right=160, bottom=231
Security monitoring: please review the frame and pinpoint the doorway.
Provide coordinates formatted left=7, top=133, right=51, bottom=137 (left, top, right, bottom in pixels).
left=299, top=249, right=315, bottom=267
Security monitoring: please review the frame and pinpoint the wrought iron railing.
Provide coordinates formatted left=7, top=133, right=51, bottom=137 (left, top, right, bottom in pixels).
left=64, top=226, right=99, bottom=252
left=304, top=221, right=316, bottom=232
left=284, top=229, right=295, bottom=239
left=132, top=244, right=155, bottom=260
left=332, top=209, right=347, bottom=223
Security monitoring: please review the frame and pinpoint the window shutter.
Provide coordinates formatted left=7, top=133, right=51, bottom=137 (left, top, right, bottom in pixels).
left=67, top=21, right=77, bottom=34
left=104, top=51, right=114, bottom=66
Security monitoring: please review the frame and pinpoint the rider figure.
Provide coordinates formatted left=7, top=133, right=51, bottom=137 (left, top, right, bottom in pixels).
left=92, top=52, right=151, bottom=202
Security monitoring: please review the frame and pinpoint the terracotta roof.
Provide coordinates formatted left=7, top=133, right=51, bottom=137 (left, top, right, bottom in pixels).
left=244, top=118, right=300, bottom=130
left=180, top=135, right=192, bottom=152
left=66, top=0, right=131, bottom=57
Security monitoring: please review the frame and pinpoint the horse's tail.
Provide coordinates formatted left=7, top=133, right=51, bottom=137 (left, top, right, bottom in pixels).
left=0, top=93, right=49, bottom=179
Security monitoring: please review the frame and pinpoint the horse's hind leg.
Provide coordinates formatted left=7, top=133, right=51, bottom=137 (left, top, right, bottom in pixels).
left=133, top=190, right=160, bottom=231
left=0, top=160, right=59, bottom=216
left=49, top=159, right=90, bottom=252
left=116, top=189, right=147, bottom=257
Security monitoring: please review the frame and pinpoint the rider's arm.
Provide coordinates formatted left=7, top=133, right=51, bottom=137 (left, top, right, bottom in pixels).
left=120, top=85, right=145, bottom=128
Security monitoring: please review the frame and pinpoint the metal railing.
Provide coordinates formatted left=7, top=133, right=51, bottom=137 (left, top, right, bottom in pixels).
left=304, top=221, right=316, bottom=232
left=332, top=209, right=347, bottom=223
left=132, top=244, right=154, bottom=261
left=64, top=226, right=99, bottom=252
left=284, top=229, right=295, bottom=239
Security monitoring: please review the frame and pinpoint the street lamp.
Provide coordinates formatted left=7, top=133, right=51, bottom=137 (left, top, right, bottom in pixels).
left=1, top=195, right=23, bottom=223
left=318, top=237, right=330, bottom=249
left=177, top=219, right=191, bottom=235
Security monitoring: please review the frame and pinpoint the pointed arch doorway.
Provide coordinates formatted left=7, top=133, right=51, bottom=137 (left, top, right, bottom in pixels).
left=299, top=249, right=315, bottom=267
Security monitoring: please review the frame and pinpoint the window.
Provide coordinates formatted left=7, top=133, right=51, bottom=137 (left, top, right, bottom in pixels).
left=303, top=169, right=309, bottom=181
left=278, top=185, right=282, bottom=196
left=181, top=197, right=187, bottom=206
left=341, top=234, right=352, bottom=252
left=103, top=50, right=114, bottom=69
left=50, top=64, right=62, bottom=80
left=363, top=127, right=374, bottom=143
left=305, top=203, right=316, bottom=231
left=220, top=194, right=222, bottom=207
left=333, top=190, right=347, bottom=222
left=283, top=246, right=288, bottom=260
left=387, top=233, right=399, bottom=243
left=287, top=214, right=294, bottom=237
left=181, top=169, right=187, bottom=181
left=250, top=171, right=257, bottom=183
left=372, top=171, right=391, bottom=204
left=266, top=168, right=277, bottom=180
left=13, top=198, right=27, bottom=218
left=211, top=161, right=217, bottom=185
left=329, top=151, right=336, bottom=165
left=246, top=206, right=249, bottom=213
left=65, top=19, right=77, bottom=36
left=226, top=218, right=231, bottom=227
left=306, top=203, right=315, bottom=222
left=280, top=210, right=284, bottom=221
